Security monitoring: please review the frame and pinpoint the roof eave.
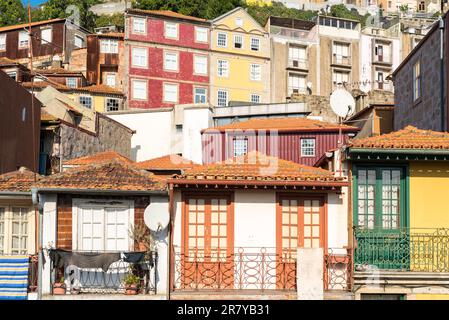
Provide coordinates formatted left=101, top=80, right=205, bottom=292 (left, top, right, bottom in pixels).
left=168, top=179, right=347, bottom=188
left=348, top=147, right=449, bottom=155
left=35, top=188, right=168, bottom=195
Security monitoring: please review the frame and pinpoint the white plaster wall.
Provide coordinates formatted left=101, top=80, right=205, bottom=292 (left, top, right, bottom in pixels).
left=327, top=188, right=349, bottom=254
left=108, top=110, right=173, bottom=162
left=360, top=34, right=373, bottom=92
left=41, top=194, right=57, bottom=295
left=182, top=108, right=212, bottom=164
left=318, top=26, right=361, bottom=40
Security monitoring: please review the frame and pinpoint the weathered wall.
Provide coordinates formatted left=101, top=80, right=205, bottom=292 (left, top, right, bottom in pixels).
left=290, top=93, right=337, bottom=123
left=68, top=48, right=88, bottom=75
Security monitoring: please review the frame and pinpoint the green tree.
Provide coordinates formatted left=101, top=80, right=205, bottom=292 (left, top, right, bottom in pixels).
left=246, top=2, right=317, bottom=26
left=95, top=13, right=125, bottom=29
left=328, top=4, right=369, bottom=27
left=0, top=0, right=26, bottom=27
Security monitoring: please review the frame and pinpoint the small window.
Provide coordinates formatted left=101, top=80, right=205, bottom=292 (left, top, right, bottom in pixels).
left=194, top=87, right=207, bottom=104
left=288, top=73, right=307, bottom=95
left=79, top=96, right=92, bottom=109
left=233, top=138, right=248, bottom=157
left=18, top=31, right=28, bottom=48
left=165, top=22, right=178, bottom=39
left=250, top=94, right=261, bottom=103
left=105, top=73, right=116, bottom=87
left=217, top=59, right=229, bottom=77
left=11, top=208, right=29, bottom=255
left=0, top=34, right=6, bottom=51
left=100, top=39, right=118, bottom=54
left=235, top=17, right=243, bottom=27
left=66, top=78, right=77, bottom=88
left=132, top=47, right=148, bottom=68
left=301, top=138, right=315, bottom=157
left=133, top=17, right=146, bottom=34
left=164, top=83, right=178, bottom=103
left=234, top=34, right=243, bottom=49
left=164, top=51, right=178, bottom=71
left=41, top=27, right=52, bottom=44
left=195, top=27, right=208, bottom=43
left=132, top=79, right=147, bottom=100
left=106, top=98, right=120, bottom=112
left=250, top=64, right=261, bottom=81
left=74, top=35, right=84, bottom=48
left=194, top=55, right=208, bottom=75
left=413, top=60, right=421, bottom=101
left=7, top=71, right=17, bottom=81
left=217, top=90, right=228, bottom=107
left=251, top=38, right=260, bottom=51
left=217, top=33, right=227, bottom=47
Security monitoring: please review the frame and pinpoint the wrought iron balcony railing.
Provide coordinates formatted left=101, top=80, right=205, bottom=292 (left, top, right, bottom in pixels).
left=354, top=227, right=449, bottom=272
left=49, top=250, right=158, bottom=295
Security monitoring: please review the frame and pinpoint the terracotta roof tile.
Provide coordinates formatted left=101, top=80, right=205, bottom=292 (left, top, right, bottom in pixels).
left=36, top=159, right=166, bottom=192
left=21, top=81, right=67, bottom=90
left=41, top=110, right=59, bottom=121
left=128, top=9, right=207, bottom=23
left=0, top=167, right=40, bottom=192
left=137, top=154, right=198, bottom=171
left=0, top=57, right=20, bottom=66
left=21, top=82, right=123, bottom=95
left=90, top=32, right=124, bottom=39
left=34, top=67, right=84, bottom=76
left=76, top=84, right=123, bottom=95
left=349, top=126, right=449, bottom=150
left=0, top=18, right=66, bottom=33
left=206, top=117, right=359, bottom=133
left=171, top=151, right=345, bottom=186
left=64, top=151, right=134, bottom=166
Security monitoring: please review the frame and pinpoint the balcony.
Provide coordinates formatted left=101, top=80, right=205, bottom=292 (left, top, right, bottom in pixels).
left=287, top=59, right=308, bottom=71
left=372, top=55, right=392, bottom=65
left=332, top=54, right=351, bottom=67
left=49, top=250, right=158, bottom=296
left=373, top=81, right=393, bottom=92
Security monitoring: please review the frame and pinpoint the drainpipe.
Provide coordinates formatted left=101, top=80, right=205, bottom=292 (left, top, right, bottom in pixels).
left=31, top=188, right=43, bottom=300
left=440, top=16, right=445, bottom=132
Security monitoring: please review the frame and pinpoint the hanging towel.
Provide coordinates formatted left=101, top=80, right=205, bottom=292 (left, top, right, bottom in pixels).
left=0, top=255, right=29, bottom=300
left=49, top=249, right=121, bottom=272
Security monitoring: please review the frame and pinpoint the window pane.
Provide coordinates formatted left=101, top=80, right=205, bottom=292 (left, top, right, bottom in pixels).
left=233, top=139, right=248, bottom=156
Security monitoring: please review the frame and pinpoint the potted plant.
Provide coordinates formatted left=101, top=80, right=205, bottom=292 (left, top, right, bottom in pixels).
left=53, top=277, right=66, bottom=295
left=123, top=274, right=141, bottom=295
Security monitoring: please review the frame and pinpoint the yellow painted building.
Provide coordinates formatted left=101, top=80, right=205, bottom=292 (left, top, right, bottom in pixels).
left=210, top=7, right=271, bottom=106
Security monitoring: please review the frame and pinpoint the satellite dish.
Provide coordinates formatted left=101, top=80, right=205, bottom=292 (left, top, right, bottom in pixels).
left=144, top=197, right=170, bottom=232
left=330, top=87, right=356, bottom=118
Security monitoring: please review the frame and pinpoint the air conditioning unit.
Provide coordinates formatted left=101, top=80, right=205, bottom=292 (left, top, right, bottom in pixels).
left=293, top=60, right=299, bottom=67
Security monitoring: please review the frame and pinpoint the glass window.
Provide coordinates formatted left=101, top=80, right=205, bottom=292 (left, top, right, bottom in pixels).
left=11, top=208, right=28, bottom=255
left=333, top=70, right=350, bottom=87
left=74, top=35, right=84, bottom=48
left=194, top=87, right=207, bottom=104
left=413, top=61, right=421, bottom=101
left=250, top=94, right=260, bottom=103
left=235, top=17, right=243, bottom=27
left=7, top=71, right=17, bottom=81
left=133, top=17, right=146, bottom=33
left=79, top=96, right=92, bottom=109
left=0, top=208, right=4, bottom=254
left=288, top=73, right=307, bottom=95
left=164, top=83, right=178, bottom=103
left=132, top=47, right=148, bottom=67
left=333, top=42, right=350, bottom=64
left=217, top=90, right=228, bottom=107
left=250, top=64, right=261, bottom=81
left=105, top=73, right=116, bottom=87
left=106, top=98, right=120, bottom=111
left=234, top=34, right=243, bottom=49
left=132, top=79, right=147, bottom=100
left=41, top=27, right=52, bottom=44
left=194, top=55, right=207, bottom=75
left=66, top=78, right=77, bottom=88
left=164, top=51, right=178, bottom=71
left=217, top=59, right=229, bottom=77
left=165, top=22, right=178, bottom=39
left=250, top=37, right=260, bottom=51
left=300, top=138, right=315, bottom=157
left=18, top=31, right=28, bottom=48
left=0, top=34, right=6, bottom=51
left=195, top=27, right=208, bottom=43
left=100, top=39, right=118, bottom=54
left=233, top=138, right=248, bottom=157
left=217, top=33, right=227, bottom=47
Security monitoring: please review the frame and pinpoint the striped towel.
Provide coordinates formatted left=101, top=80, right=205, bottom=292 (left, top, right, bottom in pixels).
left=0, top=255, right=29, bottom=300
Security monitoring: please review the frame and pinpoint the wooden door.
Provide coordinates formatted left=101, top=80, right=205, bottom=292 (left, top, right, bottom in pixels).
left=182, top=196, right=234, bottom=289
left=277, top=196, right=325, bottom=289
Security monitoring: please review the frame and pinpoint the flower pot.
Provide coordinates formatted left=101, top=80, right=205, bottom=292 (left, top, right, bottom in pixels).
left=124, top=284, right=139, bottom=295
left=53, top=283, right=66, bottom=295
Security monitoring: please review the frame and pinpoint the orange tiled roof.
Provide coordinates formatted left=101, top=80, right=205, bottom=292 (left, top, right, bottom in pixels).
left=41, top=110, right=58, bottom=122
left=34, top=67, right=84, bottom=76
left=75, top=84, right=123, bottom=95
left=21, top=81, right=67, bottom=90
left=0, top=167, right=40, bottom=192
left=349, top=126, right=449, bottom=150
left=0, top=18, right=65, bottom=33
left=171, top=151, right=345, bottom=185
left=36, top=159, right=166, bottom=192
left=21, top=82, right=123, bottom=95
left=91, top=32, right=124, bottom=39
left=137, top=154, right=198, bottom=171
left=129, top=9, right=208, bottom=23
left=206, top=118, right=359, bottom=133
left=0, top=57, right=20, bottom=66
left=64, top=151, right=134, bottom=166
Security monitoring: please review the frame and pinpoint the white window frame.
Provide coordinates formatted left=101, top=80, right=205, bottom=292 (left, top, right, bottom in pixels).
left=413, top=60, right=421, bottom=101
left=72, top=199, right=134, bottom=252
left=164, top=51, right=179, bottom=72
left=217, top=32, right=227, bottom=47
left=105, top=73, right=116, bottom=87
left=217, top=59, right=229, bottom=78
left=164, top=21, right=179, bottom=39
left=194, top=55, right=208, bottom=75
left=132, top=17, right=146, bottom=34
left=0, top=206, right=35, bottom=255
left=301, top=138, right=316, bottom=157
left=234, top=34, right=243, bottom=49
left=250, top=94, right=261, bottom=103
left=74, top=35, right=84, bottom=48
left=131, top=78, right=148, bottom=100
left=106, top=98, right=120, bottom=112
left=194, top=87, right=207, bottom=104
left=0, top=34, right=6, bottom=51
left=250, top=37, right=260, bottom=51
left=66, top=77, right=77, bottom=88
left=79, top=95, right=93, bottom=109
left=217, top=89, right=228, bottom=107
left=163, top=82, right=179, bottom=103
left=235, top=17, right=243, bottom=27
left=195, top=26, right=208, bottom=43
left=131, top=47, right=148, bottom=68
left=100, top=39, right=119, bottom=54
left=41, top=27, right=52, bottom=44
left=288, top=72, right=307, bottom=95
left=250, top=64, right=262, bottom=81
left=18, top=31, right=29, bottom=49
left=233, top=138, right=248, bottom=157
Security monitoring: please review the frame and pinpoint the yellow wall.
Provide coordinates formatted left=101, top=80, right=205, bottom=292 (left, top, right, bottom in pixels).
left=409, top=162, right=449, bottom=229
left=415, top=294, right=449, bottom=300
left=210, top=7, right=270, bottom=105
left=245, top=0, right=272, bottom=5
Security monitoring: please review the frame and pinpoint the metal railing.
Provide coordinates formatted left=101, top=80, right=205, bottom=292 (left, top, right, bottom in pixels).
left=50, top=250, right=158, bottom=295
left=332, top=54, right=351, bottom=66
left=28, top=254, right=38, bottom=293
left=288, top=58, right=308, bottom=70
left=354, top=227, right=449, bottom=272
left=324, top=248, right=352, bottom=291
